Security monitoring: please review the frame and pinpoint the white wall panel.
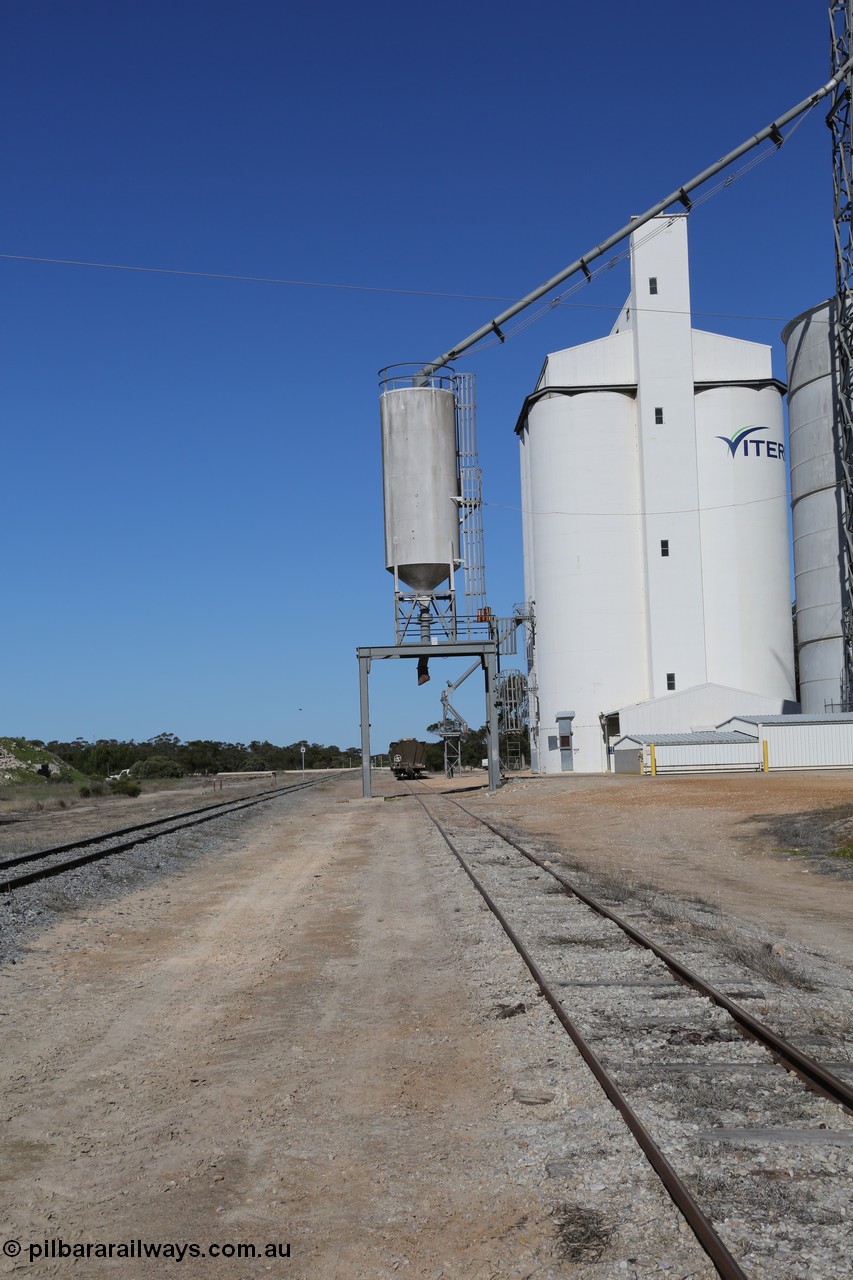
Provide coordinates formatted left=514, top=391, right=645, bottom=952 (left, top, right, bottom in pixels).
left=618, top=683, right=789, bottom=737
left=651, top=742, right=759, bottom=771
left=632, top=217, right=707, bottom=696
left=692, top=329, right=772, bottom=382
left=764, top=723, right=853, bottom=768
left=543, top=329, right=635, bottom=388
left=525, top=389, right=645, bottom=773
left=695, top=385, right=794, bottom=699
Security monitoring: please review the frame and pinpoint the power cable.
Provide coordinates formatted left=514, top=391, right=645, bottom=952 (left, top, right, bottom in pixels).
left=485, top=490, right=792, bottom=518
left=454, top=101, right=822, bottom=359
left=0, top=246, right=807, bottom=324
left=0, top=253, right=517, bottom=304
left=0, top=102, right=821, bottom=327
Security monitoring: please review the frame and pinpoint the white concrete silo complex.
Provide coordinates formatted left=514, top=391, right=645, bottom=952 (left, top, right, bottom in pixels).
left=782, top=300, right=846, bottom=713
left=517, top=215, right=797, bottom=773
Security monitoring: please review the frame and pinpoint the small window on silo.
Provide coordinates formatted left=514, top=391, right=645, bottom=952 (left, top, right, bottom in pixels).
left=654, top=407, right=664, bottom=424
left=649, top=277, right=658, bottom=294
left=666, top=672, right=676, bottom=691
left=559, top=734, right=572, bottom=750
left=660, top=539, right=669, bottom=557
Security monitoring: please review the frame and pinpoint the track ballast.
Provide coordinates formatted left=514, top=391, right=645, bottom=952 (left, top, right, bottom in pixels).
left=406, top=782, right=853, bottom=1280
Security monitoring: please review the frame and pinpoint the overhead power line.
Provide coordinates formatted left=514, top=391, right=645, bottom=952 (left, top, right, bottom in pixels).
left=0, top=252, right=517, bottom=304
left=0, top=249, right=810, bottom=326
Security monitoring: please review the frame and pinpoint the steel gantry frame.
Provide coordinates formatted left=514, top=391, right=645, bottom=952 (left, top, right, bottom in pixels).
left=830, top=1, right=853, bottom=706
left=357, top=641, right=501, bottom=795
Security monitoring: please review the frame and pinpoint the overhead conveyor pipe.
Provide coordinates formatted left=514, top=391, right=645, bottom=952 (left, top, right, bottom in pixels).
left=417, top=56, right=853, bottom=379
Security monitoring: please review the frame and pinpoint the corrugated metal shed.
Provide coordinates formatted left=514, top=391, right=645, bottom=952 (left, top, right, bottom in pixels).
left=722, top=713, right=853, bottom=726
left=616, top=732, right=757, bottom=746
left=614, top=683, right=796, bottom=740
left=612, top=731, right=759, bottom=774
left=717, top=714, right=853, bottom=769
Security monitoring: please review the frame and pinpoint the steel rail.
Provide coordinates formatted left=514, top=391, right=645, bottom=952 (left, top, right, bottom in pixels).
left=0, top=780, right=317, bottom=873
left=447, top=798, right=853, bottom=1114
left=0, top=780, right=320, bottom=893
left=391, top=778, right=488, bottom=798
left=411, top=790, right=749, bottom=1280
left=417, top=54, right=853, bottom=377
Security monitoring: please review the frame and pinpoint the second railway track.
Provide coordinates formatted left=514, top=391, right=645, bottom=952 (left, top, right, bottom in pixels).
left=0, top=778, right=323, bottom=893
left=407, top=782, right=853, bottom=1280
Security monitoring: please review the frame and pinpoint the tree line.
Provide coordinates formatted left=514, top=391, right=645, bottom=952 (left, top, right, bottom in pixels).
left=43, top=733, right=364, bottom=778
left=39, top=726, right=530, bottom=780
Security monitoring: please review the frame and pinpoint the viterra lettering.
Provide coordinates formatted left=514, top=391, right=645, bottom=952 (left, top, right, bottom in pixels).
left=716, top=425, right=785, bottom=459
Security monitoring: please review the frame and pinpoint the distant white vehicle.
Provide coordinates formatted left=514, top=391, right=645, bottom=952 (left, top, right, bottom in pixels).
left=106, top=768, right=132, bottom=781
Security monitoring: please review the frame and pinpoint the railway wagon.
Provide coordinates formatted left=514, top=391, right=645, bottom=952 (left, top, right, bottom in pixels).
left=389, top=739, right=428, bottom=779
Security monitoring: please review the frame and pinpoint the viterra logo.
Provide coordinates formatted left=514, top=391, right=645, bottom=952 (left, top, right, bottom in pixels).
left=717, top=425, right=785, bottom=460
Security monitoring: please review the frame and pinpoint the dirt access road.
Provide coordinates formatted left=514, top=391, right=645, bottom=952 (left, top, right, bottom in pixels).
left=2, top=775, right=600, bottom=1280
left=2, top=768, right=853, bottom=1278
left=490, top=769, right=853, bottom=965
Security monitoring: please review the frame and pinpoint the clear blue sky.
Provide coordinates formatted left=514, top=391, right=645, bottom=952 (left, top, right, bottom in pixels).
left=0, top=0, right=837, bottom=751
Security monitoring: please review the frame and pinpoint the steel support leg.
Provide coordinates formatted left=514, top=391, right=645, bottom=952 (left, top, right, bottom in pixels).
left=359, top=654, right=372, bottom=798
left=485, top=648, right=501, bottom=793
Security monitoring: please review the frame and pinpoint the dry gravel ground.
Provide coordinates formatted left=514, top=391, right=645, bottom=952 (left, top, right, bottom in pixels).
left=483, top=770, right=853, bottom=965
left=0, top=776, right=288, bottom=855
left=1, top=768, right=853, bottom=1278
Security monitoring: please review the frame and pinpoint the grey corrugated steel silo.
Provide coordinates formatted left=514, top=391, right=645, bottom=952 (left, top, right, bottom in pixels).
left=379, top=373, right=460, bottom=593
left=783, top=299, right=845, bottom=712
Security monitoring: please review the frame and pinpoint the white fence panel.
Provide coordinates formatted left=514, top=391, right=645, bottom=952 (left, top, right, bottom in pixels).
left=650, top=742, right=760, bottom=773
left=765, top=724, right=853, bottom=769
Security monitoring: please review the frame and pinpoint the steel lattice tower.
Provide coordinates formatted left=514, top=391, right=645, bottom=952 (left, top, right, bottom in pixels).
left=830, top=1, right=853, bottom=705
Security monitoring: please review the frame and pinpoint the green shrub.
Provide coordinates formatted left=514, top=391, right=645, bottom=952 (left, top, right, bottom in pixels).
left=78, top=785, right=91, bottom=798
left=131, top=755, right=185, bottom=779
left=110, top=777, right=142, bottom=798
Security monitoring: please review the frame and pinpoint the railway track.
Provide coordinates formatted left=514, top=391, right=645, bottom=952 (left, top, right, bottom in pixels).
left=0, top=778, right=321, bottom=893
left=408, top=783, right=853, bottom=1280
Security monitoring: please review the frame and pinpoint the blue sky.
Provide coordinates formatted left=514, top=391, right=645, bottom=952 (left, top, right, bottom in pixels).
left=0, top=0, right=838, bottom=751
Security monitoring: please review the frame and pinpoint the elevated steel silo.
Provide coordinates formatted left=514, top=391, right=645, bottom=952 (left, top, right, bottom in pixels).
left=379, top=368, right=460, bottom=593
left=783, top=300, right=845, bottom=712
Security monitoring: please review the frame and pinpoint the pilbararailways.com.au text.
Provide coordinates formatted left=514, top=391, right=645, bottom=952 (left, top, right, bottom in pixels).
left=2, top=1238, right=291, bottom=1263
